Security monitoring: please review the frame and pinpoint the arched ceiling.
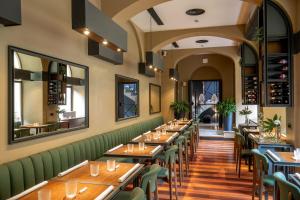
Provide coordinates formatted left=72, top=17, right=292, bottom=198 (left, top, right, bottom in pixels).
left=162, top=36, right=238, bottom=50
left=131, top=0, right=256, bottom=32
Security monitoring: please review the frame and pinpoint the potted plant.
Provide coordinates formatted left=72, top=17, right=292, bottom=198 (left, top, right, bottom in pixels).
left=170, top=101, right=190, bottom=119
left=239, top=106, right=252, bottom=125
left=216, top=98, right=236, bottom=131
left=263, top=114, right=282, bottom=140
left=56, top=108, right=66, bottom=122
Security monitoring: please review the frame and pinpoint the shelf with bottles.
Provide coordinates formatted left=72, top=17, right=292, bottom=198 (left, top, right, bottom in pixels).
left=267, top=82, right=290, bottom=105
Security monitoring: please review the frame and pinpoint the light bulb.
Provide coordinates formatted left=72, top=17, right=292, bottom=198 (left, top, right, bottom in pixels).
left=117, top=48, right=121, bottom=52
left=154, top=67, right=157, bottom=72
left=83, top=28, right=90, bottom=35
left=149, top=65, right=153, bottom=69
left=102, top=40, right=108, bottom=45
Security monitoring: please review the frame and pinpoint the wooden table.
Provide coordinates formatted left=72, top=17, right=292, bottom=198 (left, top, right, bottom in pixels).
left=242, top=128, right=259, bottom=148
left=130, top=131, right=179, bottom=146
left=20, top=181, right=117, bottom=200
left=163, top=124, right=189, bottom=132
left=104, top=144, right=163, bottom=160
left=266, top=151, right=300, bottom=177
left=20, top=124, right=49, bottom=134
left=248, top=134, right=293, bottom=153
left=54, top=161, right=144, bottom=187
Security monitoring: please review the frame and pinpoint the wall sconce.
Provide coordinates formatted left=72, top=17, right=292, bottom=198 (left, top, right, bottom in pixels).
left=146, top=51, right=164, bottom=72
left=169, top=68, right=179, bottom=81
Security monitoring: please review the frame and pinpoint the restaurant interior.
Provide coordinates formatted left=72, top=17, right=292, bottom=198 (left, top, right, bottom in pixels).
left=1, top=0, right=300, bottom=199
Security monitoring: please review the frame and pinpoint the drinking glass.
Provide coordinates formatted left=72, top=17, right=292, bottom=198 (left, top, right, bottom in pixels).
left=153, top=132, right=158, bottom=140
left=38, top=189, right=51, bottom=200
left=65, top=180, right=77, bottom=199
left=127, top=144, right=134, bottom=152
left=106, top=159, right=116, bottom=172
left=90, top=163, right=99, bottom=177
left=146, top=134, right=152, bottom=141
left=138, top=142, right=145, bottom=151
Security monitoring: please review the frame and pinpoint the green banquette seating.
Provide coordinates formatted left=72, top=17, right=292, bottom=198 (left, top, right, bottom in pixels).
left=0, top=116, right=164, bottom=200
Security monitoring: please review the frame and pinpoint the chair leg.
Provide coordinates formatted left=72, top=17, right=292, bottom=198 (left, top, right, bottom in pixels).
left=173, top=163, right=178, bottom=200
left=185, top=145, right=189, bottom=176
left=178, top=148, right=183, bottom=186
left=168, top=164, right=173, bottom=200
left=154, top=180, right=159, bottom=200
left=238, top=155, right=242, bottom=178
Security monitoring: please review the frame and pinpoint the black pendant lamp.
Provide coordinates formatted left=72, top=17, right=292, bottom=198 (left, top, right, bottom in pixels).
left=0, top=0, right=21, bottom=26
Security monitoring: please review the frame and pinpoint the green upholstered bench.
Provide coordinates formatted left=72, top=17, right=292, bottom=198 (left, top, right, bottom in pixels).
left=0, top=116, right=163, bottom=200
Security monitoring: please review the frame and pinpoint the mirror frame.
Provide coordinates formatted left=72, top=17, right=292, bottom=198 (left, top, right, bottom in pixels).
left=8, top=46, right=89, bottom=144
left=149, top=83, right=161, bottom=114
left=115, top=74, right=140, bottom=121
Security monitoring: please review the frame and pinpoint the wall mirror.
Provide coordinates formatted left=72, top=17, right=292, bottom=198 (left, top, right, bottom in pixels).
left=8, top=46, right=89, bottom=144
left=149, top=83, right=161, bottom=114
left=115, top=75, right=139, bottom=121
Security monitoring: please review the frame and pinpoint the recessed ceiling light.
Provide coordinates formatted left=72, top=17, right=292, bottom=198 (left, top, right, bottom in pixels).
left=196, top=39, right=208, bottom=44
left=186, top=8, right=205, bottom=16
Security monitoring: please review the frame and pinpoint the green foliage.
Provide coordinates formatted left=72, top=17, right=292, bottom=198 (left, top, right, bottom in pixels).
left=254, top=27, right=264, bottom=42
left=56, top=108, right=66, bottom=114
left=216, top=98, right=236, bottom=117
left=170, top=101, right=190, bottom=115
left=239, top=106, right=252, bottom=115
left=263, top=114, right=282, bottom=133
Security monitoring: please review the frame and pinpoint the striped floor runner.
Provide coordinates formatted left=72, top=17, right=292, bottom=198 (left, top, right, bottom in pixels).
left=158, top=139, right=253, bottom=200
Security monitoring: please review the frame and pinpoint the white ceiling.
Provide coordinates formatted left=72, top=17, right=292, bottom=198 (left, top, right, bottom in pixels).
left=131, top=0, right=244, bottom=32
left=162, top=36, right=237, bottom=50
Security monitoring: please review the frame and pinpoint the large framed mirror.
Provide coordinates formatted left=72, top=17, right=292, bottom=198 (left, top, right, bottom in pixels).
left=8, top=46, right=89, bottom=144
left=115, top=75, right=139, bottom=121
left=149, top=83, right=161, bottom=114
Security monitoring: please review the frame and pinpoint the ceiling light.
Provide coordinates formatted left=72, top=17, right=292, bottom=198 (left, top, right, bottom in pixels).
left=149, top=65, right=153, bottom=69
left=186, top=8, right=205, bottom=16
left=203, top=58, right=208, bottom=64
left=83, top=28, right=90, bottom=35
left=102, top=39, right=108, bottom=45
left=117, top=48, right=121, bottom=52
left=154, top=67, right=158, bottom=72
left=196, top=39, right=208, bottom=44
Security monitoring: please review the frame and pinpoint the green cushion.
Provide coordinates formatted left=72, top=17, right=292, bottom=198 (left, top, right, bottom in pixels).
left=83, top=140, right=92, bottom=161
left=0, top=165, right=11, bottom=200
left=40, top=151, right=54, bottom=180
left=114, top=187, right=146, bottom=200
left=20, top=158, right=36, bottom=189
left=158, top=167, right=169, bottom=179
left=49, top=149, right=62, bottom=176
left=89, top=138, right=97, bottom=161
left=263, top=175, right=275, bottom=186
left=72, top=143, right=82, bottom=164
left=30, top=154, right=45, bottom=184
left=66, top=144, right=75, bottom=167
left=58, top=147, right=69, bottom=171
left=7, top=161, right=24, bottom=196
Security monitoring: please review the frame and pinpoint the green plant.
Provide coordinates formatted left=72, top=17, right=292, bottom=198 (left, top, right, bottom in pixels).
left=170, top=101, right=189, bottom=115
left=263, top=114, right=281, bottom=134
left=239, top=106, right=252, bottom=116
left=216, top=98, right=236, bottom=117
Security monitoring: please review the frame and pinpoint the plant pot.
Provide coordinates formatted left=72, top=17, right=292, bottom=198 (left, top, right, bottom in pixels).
left=223, top=112, right=233, bottom=131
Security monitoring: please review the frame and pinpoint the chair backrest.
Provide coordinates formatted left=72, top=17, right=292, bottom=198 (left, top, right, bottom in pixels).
left=274, top=172, right=300, bottom=200
left=129, top=187, right=146, bottom=200
left=164, top=145, right=178, bottom=165
left=236, top=132, right=246, bottom=148
left=140, top=164, right=161, bottom=193
left=251, top=149, right=269, bottom=182
left=175, top=136, right=185, bottom=149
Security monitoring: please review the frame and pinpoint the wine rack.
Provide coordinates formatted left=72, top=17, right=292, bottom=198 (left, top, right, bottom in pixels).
left=240, top=43, right=259, bottom=105
left=48, top=62, right=67, bottom=105
left=262, top=0, right=292, bottom=107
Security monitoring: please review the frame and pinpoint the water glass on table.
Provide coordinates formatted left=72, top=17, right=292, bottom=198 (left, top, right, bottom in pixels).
left=38, top=189, right=51, bottom=200
left=65, top=180, right=77, bottom=199
left=107, top=160, right=116, bottom=172
left=138, top=142, right=145, bottom=151
left=127, top=143, right=134, bottom=152
left=90, top=163, right=99, bottom=177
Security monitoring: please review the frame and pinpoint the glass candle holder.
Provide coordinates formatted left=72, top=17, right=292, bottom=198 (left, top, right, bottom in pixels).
left=106, top=159, right=116, bottom=172
left=127, top=144, right=134, bottom=152
left=65, top=180, right=77, bottom=199
left=90, top=163, right=99, bottom=177
left=38, top=189, right=51, bottom=200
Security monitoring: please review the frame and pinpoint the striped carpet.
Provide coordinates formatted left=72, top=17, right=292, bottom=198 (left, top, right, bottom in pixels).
left=158, top=139, right=253, bottom=200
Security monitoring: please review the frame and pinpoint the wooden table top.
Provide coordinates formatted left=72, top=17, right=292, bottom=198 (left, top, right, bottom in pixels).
left=130, top=132, right=179, bottom=145
left=249, top=134, right=290, bottom=146
left=164, top=124, right=188, bottom=132
left=267, top=152, right=300, bottom=165
left=20, top=181, right=115, bottom=200
left=104, top=144, right=163, bottom=159
left=54, top=161, right=144, bottom=186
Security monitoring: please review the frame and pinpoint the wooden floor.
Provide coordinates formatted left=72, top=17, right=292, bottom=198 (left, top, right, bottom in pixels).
left=158, top=139, right=253, bottom=200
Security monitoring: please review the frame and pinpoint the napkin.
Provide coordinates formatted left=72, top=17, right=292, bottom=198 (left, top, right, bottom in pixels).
left=132, top=135, right=142, bottom=141
left=150, top=145, right=162, bottom=154
left=143, top=131, right=151, bottom=135
left=266, top=150, right=281, bottom=161
left=107, top=144, right=123, bottom=153
left=94, top=185, right=114, bottom=200
left=7, top=181, right=48, bottom=200
left=118, top=164, right=141, bottom=182
left=58, top=160, right=88, bottom=177
left=180, top=125, right=187, bottom=131
left=295, top=173, right=300, bottom=180
left=154, top=126, right=161, bottom=130
left=166, top=136, right=174, bottom=143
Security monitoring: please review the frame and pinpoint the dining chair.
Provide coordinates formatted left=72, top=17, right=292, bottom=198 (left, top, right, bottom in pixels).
left=251, top=149, right=275, bottom=200
left=192, top=120, right=200, bottom=148
left=274, top=172, right=300, bottom=200
left=114, top=187, right=146, bottom=200
left=183, top=129, right=194, bottom=160
left=140, top=164, right=161, bottom=200
left=191, top=123, right=199, bottom=152
left=157, top=145, right=179, bottom=200
left=187, top=126, right=196, bottom=157
left=236, top=132, right=252, bottom=177
left=175, top=135, right=186, bottom=186
left=182, top=131, right=190, bottom=176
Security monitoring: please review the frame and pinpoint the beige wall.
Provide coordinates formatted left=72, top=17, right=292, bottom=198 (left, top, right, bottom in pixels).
left=0, top=0, right=161, bottom=164
left=176, top=54, right=235, bottom=102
